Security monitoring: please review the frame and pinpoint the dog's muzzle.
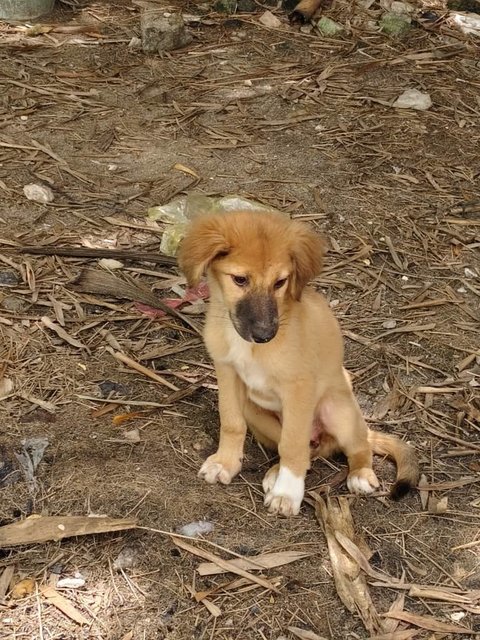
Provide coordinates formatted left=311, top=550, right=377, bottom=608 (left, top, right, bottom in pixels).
left=234, top=293, right=279, bottom=343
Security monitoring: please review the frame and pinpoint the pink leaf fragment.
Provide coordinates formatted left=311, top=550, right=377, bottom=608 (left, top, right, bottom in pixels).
left=135, top=282, right=210, bottom=318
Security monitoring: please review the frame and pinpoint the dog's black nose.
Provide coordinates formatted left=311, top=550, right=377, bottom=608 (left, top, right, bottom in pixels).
left=251, top=324, right=277, bottom=343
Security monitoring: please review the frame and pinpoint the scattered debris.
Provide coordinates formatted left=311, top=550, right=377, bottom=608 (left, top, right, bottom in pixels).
left=258, top=10, right=282, bottom=28
left=14, top=437, right=49, bottom=493
left=451, top=11, right=480, bottom=36
left=177, top=520, right=215, bottom=538
left=1, top=1, right=480, bottom=636
left=10, top=577, right=35, bottom=600
left=317, top=17, right=344, bottom=36
left=380, top=12, right=412, bottom=36
left=0, top=377, right=13, bottom=400
left=98, top=380, right=129, bottom=398
left=99, top=258, right=123, bottom=270
left=141, top=5, right=192, bottom=53
left=57, top=574, right=86, bottom=590
left=428, top=495, right=448, bottom=514
left=382, top=319, right=397, bottom=329
left=23, top=183, right=54, bottom=204
left=393, top=88, right=432, bottom=110
left=214, top=0, right=237, bottom=13
left=113, top=546, right=140, bottom=571
left=147, top=193, right=278, bottom=256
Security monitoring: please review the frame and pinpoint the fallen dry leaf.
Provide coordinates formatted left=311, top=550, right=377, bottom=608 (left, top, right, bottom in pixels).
left=197, top=550, right=311, bottom=576
left=41, top=316, right=89, bottom=351
left=173, top=537, right=278, bottom=592
left=385, top=610, right=476, bottom=634
left=112, top=411, right=145, bottom=426
left=383, top=588, right=406, bottom=633
left=288, top=626, right=328, bottom=640
left=368, top=631, right=418, bottom=640
left=418, top=474, right=429, bottom=510
left=315, top=495, right=385, bottom=634
left=41, top=586, right=90, bottom=625
left=408, top=585, right=475, bottom=605
left=173, top=162, right=200, bottom=178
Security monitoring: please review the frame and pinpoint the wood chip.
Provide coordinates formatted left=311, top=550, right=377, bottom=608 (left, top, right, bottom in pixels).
left=110, top=349, right=179, bottom=392
left=0, top=515, right=137, bottom=547
left=41, top=585, right=90, bottom=625
left=0, top=565, right=15, bottom=602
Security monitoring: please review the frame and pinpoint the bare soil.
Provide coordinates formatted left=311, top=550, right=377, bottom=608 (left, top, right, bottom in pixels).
left=0, top=1, right=479, bottom=639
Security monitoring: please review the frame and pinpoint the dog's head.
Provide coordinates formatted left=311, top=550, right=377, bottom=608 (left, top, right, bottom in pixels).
left=178, top=211, right=325, bottom=344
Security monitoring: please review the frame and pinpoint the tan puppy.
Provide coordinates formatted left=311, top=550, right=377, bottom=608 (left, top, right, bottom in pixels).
left=178, top=211, right=419, bottom=516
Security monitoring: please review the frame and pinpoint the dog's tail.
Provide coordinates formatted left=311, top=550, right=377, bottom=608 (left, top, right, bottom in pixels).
left=368, top=430, right=419, bottom=500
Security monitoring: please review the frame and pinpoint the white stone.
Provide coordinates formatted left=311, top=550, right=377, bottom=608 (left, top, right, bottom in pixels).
left=23, top=183, right=54, bottom=203
left=393, top=89, right=432, bottom=110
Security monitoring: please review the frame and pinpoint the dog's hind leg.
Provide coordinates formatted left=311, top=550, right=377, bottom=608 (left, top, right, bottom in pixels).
left=244, top=399, right=282, bottom=450
left=320, top=387, right=380, bottom=495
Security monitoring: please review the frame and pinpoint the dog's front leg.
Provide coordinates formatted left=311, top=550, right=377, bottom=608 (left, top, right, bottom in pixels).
left=198, top=362, right=247, bottom=485
left=263, top=384, right=315, bottom=516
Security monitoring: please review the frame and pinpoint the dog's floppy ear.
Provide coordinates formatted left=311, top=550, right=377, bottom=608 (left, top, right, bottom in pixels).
left=178, top=215, right=229, bottom=286
left=289, top=222, right=325, bottom=300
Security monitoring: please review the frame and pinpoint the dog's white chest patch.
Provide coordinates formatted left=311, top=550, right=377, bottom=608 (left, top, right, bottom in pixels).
left=222, top=327, right=281, bottom=413
left=223, top=328, right=267, bottom=391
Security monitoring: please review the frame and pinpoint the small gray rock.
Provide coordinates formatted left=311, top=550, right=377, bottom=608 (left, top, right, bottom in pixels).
left=141, top=7, right=192, bottom=53
left=1, top=295, right=27, bottom=312
left=0, top=271, right=19, bottom=285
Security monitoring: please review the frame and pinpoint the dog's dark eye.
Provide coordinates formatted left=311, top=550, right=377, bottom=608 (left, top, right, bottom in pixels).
left=232, top=275, right=249, bottom=287
left=274, top=278, right=287, bottom=290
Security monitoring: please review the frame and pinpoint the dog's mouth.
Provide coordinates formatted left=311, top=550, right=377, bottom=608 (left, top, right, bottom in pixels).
left=231, top=294, right=279, bottom=344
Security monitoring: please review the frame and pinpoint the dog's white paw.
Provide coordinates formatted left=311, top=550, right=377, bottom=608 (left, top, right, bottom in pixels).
left=198, top=454, right=241, bottom=485
left=262, top=464, right=279, bottom=494
left=347, top=468, right=379, bottom=495
left=263, top=465, right=304, bottom=517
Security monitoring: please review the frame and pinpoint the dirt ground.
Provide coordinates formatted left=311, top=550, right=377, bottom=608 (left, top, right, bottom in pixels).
left=0, top=0, right=479, bottom=638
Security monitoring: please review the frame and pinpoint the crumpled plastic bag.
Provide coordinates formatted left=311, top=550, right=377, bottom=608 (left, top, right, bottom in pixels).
left=147, top=193, right=282, bottom=257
